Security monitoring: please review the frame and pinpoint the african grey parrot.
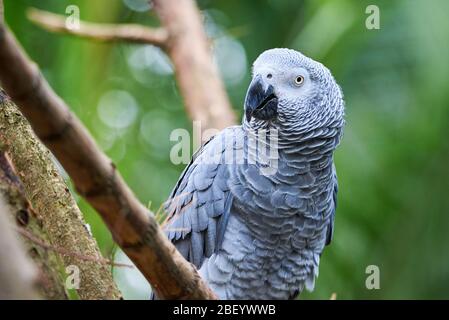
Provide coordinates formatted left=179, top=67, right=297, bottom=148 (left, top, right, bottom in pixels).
left=160, top=48, right=345, bottom=299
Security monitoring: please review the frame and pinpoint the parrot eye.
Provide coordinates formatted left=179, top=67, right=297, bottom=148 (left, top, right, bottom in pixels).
left=267, top=73, right=273, bottom=79
left=294, top=75, right=304, bottom=86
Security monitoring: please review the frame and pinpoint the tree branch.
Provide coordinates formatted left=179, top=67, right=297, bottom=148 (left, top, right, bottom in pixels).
left=153, top=0, right=237, bottom=131
left=0, top=92, right=122, bottom=300
left=0, top=2, right=216, bottom=300
left=27, top=8, right=168, bottom=47
left=27, top=1, right=237, bottom=131
left=0, top=148, right=68, bottom=299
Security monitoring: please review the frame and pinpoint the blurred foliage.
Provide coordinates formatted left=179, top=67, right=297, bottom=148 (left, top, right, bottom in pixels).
left=3, top=0, right=449, bottom=299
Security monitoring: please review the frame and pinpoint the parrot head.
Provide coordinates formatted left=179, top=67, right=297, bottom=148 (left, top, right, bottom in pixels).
left=244, top=48, right=344, bottom=131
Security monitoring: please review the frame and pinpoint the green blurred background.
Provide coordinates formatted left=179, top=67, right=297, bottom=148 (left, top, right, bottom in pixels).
left=3, top=0, right=449, bottom=299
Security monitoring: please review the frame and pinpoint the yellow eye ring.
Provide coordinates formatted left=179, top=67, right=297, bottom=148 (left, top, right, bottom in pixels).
left=294, top=75, right=304, bottom=86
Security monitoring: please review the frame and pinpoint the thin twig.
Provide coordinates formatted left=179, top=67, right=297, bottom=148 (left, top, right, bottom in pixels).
left=27, top=8, right=168, bottom=47
left=17, top=227, right=134, bottom=268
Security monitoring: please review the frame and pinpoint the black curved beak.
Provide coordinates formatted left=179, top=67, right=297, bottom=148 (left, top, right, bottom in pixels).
left=244, top=75, right=278, bottom=122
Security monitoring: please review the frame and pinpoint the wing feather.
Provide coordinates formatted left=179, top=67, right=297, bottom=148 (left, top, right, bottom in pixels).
left=163, top=129, right=238, bottom=268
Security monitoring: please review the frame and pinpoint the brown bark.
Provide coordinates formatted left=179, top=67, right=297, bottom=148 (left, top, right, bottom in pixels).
left=154, top=0, right=237, bottom=131
left=0, top=2, right=216, bottom=299
left=0, top=92, right=122, bottom=300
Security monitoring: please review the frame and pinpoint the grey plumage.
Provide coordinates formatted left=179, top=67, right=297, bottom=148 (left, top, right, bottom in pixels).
left=161, top=48, right=345, bottom=299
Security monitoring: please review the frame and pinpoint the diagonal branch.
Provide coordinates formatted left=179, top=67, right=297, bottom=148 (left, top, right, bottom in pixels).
left=0, top=1, right=216, bottom=300
left=27, top=8, right=168, bottom=47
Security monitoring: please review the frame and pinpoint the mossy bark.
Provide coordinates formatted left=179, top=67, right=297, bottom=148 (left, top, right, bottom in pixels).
left=0, top=150, right=67, bottom=299
left=0, top=91, right=121, bottom=300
